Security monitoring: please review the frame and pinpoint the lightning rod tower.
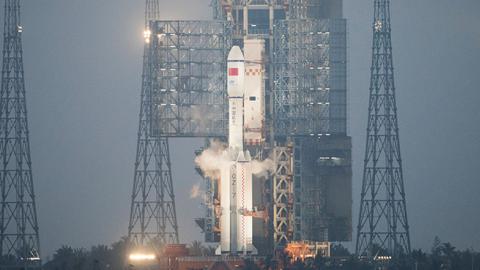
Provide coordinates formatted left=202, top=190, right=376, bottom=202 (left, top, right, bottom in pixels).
left=127, top=0, right=179, bottom=250
left=0, top=0, right=41, bottom=268
left=356, top=0, right=411, bottom=259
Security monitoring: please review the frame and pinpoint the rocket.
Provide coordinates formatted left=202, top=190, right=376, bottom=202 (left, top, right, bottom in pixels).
left=216, top=46, right=258, bottom=255
left=226, top=46, right=245, bottom=153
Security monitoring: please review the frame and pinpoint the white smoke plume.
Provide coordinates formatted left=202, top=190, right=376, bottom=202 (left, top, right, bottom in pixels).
left=252, top=158, right=275, bottom=178
left=194, top=139, right=275, bottom=180
left=194, top=140, right=229, bottom=179
left=190, top=183, right=204, bottom=199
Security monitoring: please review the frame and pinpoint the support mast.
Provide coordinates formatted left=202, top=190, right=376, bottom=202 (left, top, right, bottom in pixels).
left=127, top=0, right=179, bottom=250
left=0, top=0, right=41, bottom=268
left=356, top=0, right=411, bottom=259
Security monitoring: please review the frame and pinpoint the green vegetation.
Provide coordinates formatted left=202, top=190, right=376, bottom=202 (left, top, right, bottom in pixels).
left=42, top=237, right=479, bottom=270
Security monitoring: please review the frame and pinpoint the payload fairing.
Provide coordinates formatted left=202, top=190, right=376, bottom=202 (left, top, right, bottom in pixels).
left=216, top=42, right=265, bottom=255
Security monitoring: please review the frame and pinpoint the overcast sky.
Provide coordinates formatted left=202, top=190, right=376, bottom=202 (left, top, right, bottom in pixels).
left=11, top=0, right=480, bottom=258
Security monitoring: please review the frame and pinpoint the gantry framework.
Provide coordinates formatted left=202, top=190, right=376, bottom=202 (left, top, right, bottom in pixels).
left=149, top=7, right=347, bottom=138
left=272, top=145, right=294, bottom=248
left=146, top=0, right=351, bottom=252
left=149, top=20, right=231, bottom=137
left=0, top=0, right=41, bottom=268
left=272, top=14, right=348, bottom=247
left=273, top=18, right=347, bottom=137
left=356, top=0, right=411, bottom=259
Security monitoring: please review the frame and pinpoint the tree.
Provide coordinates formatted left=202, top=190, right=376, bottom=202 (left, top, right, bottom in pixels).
left=188, top=240, right=204, bottom=256
left=411, top=249, right=428, bottom=269
left=244, top=259, right=261, bottom=270
left=431, top=236, right=442, bottom=256
left=41, top=236, right=479, bottom=270
left=331, top=243, right=351, bottom=257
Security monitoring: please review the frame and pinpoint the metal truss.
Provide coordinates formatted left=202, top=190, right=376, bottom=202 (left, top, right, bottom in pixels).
left=151, top=0, right=352, bottom=252
left=210, top=0, right=286, bottom=21
left=0, top=0, right=41, bottom=268
left=215, top=0, right=286, bottom=7
left=273, top=19, right=346, bottom=137
left=128, top=0, right=179, bottom=252
left=291, top=135, right=353, bottom=243
left=292, top=138, right=329, bottom=242
left=292, top=139, right=302, bottom=241
left=302, top=180, right=328, bottom=241
left=287, top=0, right=308, bottom=19
left=356, top=0, right=411, bottom=259
left=150, top=20, right=231, bottom=137
left=288, top=0, right=331, bottom=19
left=203, top=175, right=220, bottom=242
left=195, top=140, right=221, bottom=243
left=272, top=144, right=294, bottom=248
left=210, top=0, right=225, bottom=20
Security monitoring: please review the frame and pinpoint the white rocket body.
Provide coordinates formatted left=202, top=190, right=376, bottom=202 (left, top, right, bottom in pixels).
left=227, top=46, right=245, bottom=152
left=216, top=45, right=260, bottom=255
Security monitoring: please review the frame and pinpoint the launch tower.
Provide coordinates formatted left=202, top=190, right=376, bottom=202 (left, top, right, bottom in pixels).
left=355, top=0, right=411, bottom=260
left=127, top=0, right=179, bottom=255
left=0, top=0, right=41, bottom=268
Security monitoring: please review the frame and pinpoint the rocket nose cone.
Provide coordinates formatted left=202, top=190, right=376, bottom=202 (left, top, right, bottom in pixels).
left=228, top=46, right=244, bottom=61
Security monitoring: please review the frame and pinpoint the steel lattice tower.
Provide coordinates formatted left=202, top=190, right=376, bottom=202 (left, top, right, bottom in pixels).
left=127, top=0, right=179, bottom=250
left=356, top=0, right=411, bottom=259
left=0, top=0, right=41, bottom=268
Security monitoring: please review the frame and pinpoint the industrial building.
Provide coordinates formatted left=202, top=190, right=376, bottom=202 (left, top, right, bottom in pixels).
left=133, top=0, right=352, bottom=257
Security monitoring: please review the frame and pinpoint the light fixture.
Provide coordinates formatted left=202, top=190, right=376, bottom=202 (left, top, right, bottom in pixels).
left=128, top=253, right=157, bottom=261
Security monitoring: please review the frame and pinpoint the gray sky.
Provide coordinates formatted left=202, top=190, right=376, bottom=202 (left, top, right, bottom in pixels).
left=12, top=0, right=480, bottom=258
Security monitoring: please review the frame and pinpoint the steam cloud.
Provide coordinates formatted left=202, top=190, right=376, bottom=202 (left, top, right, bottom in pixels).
left=194, top=140, right=230, bottom=179
left=252, top=158, right=275, bottom=178
left=190, top=183, right=204, bottom=199
left=194, top=139, right=275, bottom=180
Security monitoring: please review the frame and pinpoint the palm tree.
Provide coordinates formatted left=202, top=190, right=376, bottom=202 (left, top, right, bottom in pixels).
left=189, top=240, right=204, bottom=256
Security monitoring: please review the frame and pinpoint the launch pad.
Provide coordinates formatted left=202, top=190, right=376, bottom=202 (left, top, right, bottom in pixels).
left=142, top=0, right=352, bottom=257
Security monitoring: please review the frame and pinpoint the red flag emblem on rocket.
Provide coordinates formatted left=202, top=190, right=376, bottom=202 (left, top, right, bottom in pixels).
left=229, top=68, right=239, bottom=76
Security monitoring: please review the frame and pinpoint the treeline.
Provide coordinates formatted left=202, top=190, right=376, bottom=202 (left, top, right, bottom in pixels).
left=43, top=238, right=128, bottom=270
left=42, top=237, right=479, bottom=270
left=298, top=237, right=480, bottom=270
left=42, top=239, right=214, bottom=270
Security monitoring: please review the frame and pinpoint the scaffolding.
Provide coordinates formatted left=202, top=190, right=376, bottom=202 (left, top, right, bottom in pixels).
left=292, top=136, right=352, bottom=243
left=204, top=176, right=220, bottom=242
left=149, top=20, right=231, bottom=137
left=273, top=19, right=346, bottom=137
left=145, top=0, right=351, bottom=255
left=272, top=144, right=294, bottom=248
